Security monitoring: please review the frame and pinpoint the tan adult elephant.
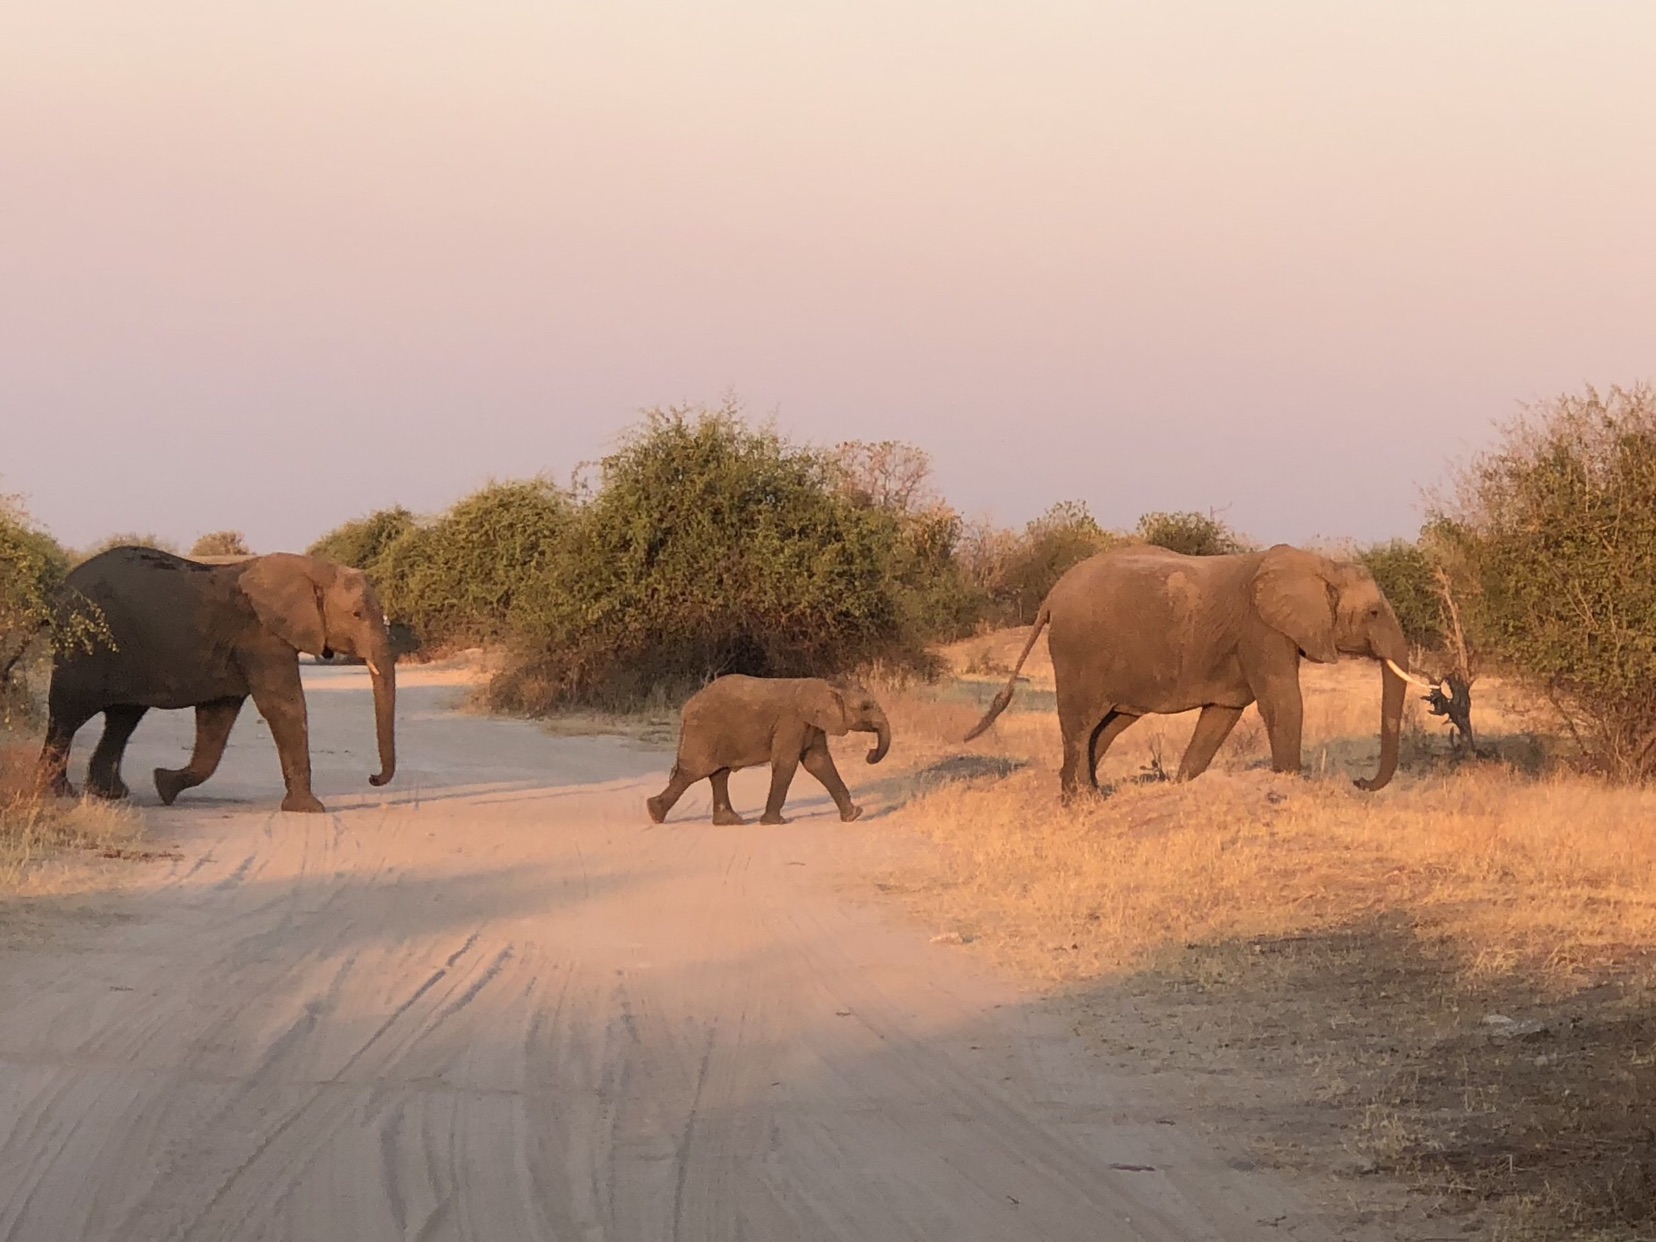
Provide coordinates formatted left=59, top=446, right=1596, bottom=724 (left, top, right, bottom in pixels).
left=966, top=543, right=1437, bottom=797
left=647, top=675, right=891, bottom=825
left=38, top=546, right=396, bottom=812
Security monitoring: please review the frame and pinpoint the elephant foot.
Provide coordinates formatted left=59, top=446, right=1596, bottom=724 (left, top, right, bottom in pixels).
left=838, top=804, right=864, bottom=823
left=645, top=795, right=669, bottom=824
left=86, top=777, right=130, bottom=802
left=281, top=791, right=327, bottom=814
left=154, top=768, right=190, bottom=807
left=711, top=808, right=748, bottom=826
left=44, top=774, right=75, bottom=799
left=759, top=812, right=789, bottom=826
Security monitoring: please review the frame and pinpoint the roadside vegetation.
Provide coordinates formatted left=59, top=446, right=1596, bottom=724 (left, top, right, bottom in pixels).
left=1, top=493, right=134, bottom=882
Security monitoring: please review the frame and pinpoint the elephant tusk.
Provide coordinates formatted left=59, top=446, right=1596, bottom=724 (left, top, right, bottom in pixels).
left=1383, top=658, right=1438, bottom=690
left=366, top=660, right=382, bottom=678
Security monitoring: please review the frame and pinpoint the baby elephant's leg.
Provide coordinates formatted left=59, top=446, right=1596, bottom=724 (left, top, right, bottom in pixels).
left=761, top=745, right=801, bottom=825
left=708, top=769, right=746, bottom=825
left=647, top=765, right=696, bottom=823
left=801, top=733, right=861, bottom=822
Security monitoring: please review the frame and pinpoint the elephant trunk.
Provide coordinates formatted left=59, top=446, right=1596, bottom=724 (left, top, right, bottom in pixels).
left=367, top=638, right=397, bottom=788
left=866, top=709, right=891, bottom=765
left=1357, top=658, right=1407, bottom=792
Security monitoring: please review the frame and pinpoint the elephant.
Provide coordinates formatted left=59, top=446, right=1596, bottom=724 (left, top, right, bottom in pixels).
left=37, top=546, right=396, bottom=813
left=965, top=543, right=1439, bottom=797
left=646, top=675, right=892, bottom=825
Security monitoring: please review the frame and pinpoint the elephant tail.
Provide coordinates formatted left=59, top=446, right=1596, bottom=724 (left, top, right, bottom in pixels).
left=963, top=604, right=1051, bottom=742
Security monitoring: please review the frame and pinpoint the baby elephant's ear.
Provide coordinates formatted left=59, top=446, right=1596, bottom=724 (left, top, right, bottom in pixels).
left=801, top=682, right=851, bottom=735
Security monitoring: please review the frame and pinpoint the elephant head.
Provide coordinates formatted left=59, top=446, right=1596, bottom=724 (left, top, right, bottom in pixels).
left=240, top=554, right=397, bottom=788
left=804, top=683, right=891, bottom=765
left=1250, top=544, right=1429, bottom=791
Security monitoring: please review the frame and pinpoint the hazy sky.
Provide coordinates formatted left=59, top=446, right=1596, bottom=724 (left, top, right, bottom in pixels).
left=5, top=3, right=1654, bottom=552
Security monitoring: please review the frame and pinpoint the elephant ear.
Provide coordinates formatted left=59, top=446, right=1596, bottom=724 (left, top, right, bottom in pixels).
left=801, top=682, right=851, bottom=736
left=1250, top=545, right=1340, bottom=664
left=239, top=555, right=331, bottom=656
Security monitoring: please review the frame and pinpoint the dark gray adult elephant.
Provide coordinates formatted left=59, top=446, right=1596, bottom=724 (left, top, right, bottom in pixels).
left=37, top=546, right=396, bottom=813
left=647, top=675, right=891, bottom=825
left=966, top=543, right=1437, bottom=797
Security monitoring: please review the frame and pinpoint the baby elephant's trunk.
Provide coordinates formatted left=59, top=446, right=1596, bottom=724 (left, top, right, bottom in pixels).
left=866, top=710, right=891, bottom=764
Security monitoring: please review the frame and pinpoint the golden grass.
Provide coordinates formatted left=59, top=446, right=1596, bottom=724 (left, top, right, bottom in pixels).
left=877, top=643, right=1651, bottom=987
left=873, top=638, right=1656, bottom=1234
left=0, top=740, right=142, bottom=886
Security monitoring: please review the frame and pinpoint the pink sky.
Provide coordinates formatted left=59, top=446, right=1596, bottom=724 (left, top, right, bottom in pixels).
left=4, top=3, right=1654, bottom=552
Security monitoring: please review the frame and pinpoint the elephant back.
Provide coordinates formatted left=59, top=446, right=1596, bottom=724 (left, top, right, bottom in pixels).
left=56, top=546, right=253, bottom=704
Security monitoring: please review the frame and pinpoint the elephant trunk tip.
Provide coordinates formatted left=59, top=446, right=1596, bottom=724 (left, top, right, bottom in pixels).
left=867, top=717, right=891, bottom=764
left=369, top=765, right=395, bottom=788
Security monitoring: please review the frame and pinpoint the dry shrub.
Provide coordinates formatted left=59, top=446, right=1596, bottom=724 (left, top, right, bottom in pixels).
left=1134, top=508, right=1250, bottom=556
left=189, top=530, right=252, bottom=558
left=0, top=742, right=140, bottom=884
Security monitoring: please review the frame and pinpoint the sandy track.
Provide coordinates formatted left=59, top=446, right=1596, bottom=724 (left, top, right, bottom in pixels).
left=0, top=666, right=1346, bottom=1241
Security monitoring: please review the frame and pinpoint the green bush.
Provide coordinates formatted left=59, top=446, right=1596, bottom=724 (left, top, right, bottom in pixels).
left=1134, top=509, right=1249, bottom=556
left=375, top=481, right=571, bottom=647
left=1436, top=383, right=1656, bottom=780
left=489, top=407, right=951, bottom=712
left=306, top=506, right=417, bottom=575
left=962, top=501, right=1120, bottom=626
left=1, top=500, right=104, bottom=725
left=1356, top=538, right=1444, bottom=650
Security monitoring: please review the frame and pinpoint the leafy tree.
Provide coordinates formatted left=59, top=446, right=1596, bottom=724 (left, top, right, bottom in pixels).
left=1436, top=383, right=1656, bottom=780
left=1357, top=538, right=1444, bottom=651
left=491, top=405, right=946, bottom=711
left=376, top=481, right=571, bottom=646
left=306, top=506, right=417, bottom=575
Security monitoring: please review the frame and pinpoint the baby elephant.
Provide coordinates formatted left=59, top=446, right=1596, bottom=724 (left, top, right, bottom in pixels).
left=647, top=675, right=892, bottom=825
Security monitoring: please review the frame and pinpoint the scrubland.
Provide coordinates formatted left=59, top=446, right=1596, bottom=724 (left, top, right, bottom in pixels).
left=869, top=629, right=1656, bottom=1240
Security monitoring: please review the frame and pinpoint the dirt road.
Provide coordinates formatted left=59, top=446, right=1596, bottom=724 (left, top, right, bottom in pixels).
left=0, top=665, right=1350, bottom=1241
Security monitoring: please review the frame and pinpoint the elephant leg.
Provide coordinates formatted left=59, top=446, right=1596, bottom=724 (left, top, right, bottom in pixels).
left=761, top=746, right=802, bottom=825
left=1177, top=705, right=1245, bottom=781
left=708, top=770, right=747, bottom=826
left=155, top=697, right=244, bottom=806
left=37, top=704, right=93, bottom=798
left=647, top=764, right=697, bottom=824
left=86, top=705, right=148, bottom=800
left=247, top=660, right=324, bottom=813
left=1058, top=689, right=1108, bottom=801
left=1087, top=710, right=1140, bottom=789
left=801, top=734, right=860, bottom=822
left=1253, top=672, right=1305, bottom=774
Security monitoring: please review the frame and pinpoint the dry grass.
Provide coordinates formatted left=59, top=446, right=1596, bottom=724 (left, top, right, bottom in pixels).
left=882, top=634, right=1625, bottom=983
left=870, top=634, right=1656, bottom=1238
left=0, top=740, right=142, bottom=886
